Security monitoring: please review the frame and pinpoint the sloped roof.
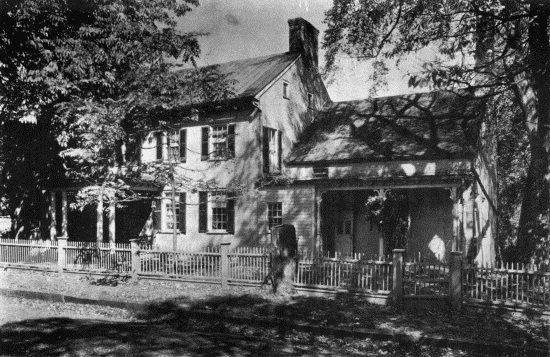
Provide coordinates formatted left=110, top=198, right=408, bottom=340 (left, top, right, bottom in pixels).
left=175, top=52, right=300, bottom=106
left=287, top=91, right=485, bottom=164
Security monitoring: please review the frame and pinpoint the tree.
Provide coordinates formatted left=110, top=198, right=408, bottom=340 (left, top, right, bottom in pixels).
left=0, top=0, right=238, bottom=239
left=323, top=0, right=550, bottom=263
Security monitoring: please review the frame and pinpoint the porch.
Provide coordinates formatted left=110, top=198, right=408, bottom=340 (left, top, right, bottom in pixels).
left=315, top=185, right=465, bottom=263
left=47, top=189, right=153, bottom=244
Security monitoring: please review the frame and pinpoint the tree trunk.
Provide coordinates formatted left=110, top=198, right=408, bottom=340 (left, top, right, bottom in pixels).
left=516, top=4, right=550, bottom=263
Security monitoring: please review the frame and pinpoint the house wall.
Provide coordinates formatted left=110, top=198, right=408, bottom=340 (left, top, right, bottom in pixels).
left=408, top=188, right=454, bottom=262
left=144, top=57, right=328, bottom=251
left=260, top=186, right=316, bottom=252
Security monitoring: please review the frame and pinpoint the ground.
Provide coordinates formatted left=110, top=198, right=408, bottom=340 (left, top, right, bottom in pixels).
left=1, top=269, right=549, bottom=356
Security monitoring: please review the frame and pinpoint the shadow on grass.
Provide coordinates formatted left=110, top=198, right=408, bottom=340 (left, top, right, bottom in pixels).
left=1, top=290, right=547, bottom=356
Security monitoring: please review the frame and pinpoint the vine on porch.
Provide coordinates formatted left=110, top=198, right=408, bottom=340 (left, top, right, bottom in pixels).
left=365, top=190, right=410, bottom=254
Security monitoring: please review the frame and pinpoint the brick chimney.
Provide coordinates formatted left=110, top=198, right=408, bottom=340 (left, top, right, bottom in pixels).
left=288, top=18, right=319, bottom=70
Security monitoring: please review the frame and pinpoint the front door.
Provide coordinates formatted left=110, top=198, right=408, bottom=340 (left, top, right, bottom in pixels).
left=335, top=211, right=353, bottom=254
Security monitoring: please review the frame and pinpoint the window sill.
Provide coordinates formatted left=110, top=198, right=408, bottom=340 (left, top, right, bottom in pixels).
left=157, top=231, right=185, bottom=235
left=206, top=230, right=231, bottom=235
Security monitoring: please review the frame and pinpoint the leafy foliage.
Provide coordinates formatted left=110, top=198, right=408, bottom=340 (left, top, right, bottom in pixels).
left=365, top=191, right=409, bottom=254
left=0, top=0, right=238, bottom=238
left=323, top=0, right=550, bottom=262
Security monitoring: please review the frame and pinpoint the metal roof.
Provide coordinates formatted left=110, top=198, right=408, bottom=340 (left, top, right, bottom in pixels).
left=174, top=52, right=300, bottom=106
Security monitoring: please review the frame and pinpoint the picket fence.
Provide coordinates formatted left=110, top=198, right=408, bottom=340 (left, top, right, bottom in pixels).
left=463, top=262, right=550, bottom=308
left=1, top=239, right=549, bottom=311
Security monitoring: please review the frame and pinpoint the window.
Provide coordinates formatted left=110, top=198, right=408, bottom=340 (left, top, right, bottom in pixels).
left=283, top=81, right=289, bottom=99
left=201, top=124, right=235, bottom=161
left=313, top=167, right=328, bottom=179
left=267, top=202, right=282, bottom=230
left=263, top=127, right=282, bottom=174
left=307, top=92, right=314, bottom=108
left=152, top=192, right=186, bottom=233
left=198, top=190, right=235, bottom=233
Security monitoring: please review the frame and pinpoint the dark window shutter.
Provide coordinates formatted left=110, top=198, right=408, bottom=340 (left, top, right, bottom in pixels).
left=179, top=192, right=186, bottom=234
left=198, top=191, right=207, bottom=232
left=201, top=127, right=209, bottom=161
left=262, top=126, right=269, bottom=173
left=152, top=199, right=161, bottom=231
left=227, top=124, right=235, bottom=158
left=156, top=132, right=163, bottom=161
left=278, top=130, right=282, bottom=171
left=179, top=129, right=187, bottom=162
left=227, top=192, right=235, bottom=234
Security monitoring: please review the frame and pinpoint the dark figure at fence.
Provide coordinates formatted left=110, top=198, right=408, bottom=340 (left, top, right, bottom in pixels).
left=262, top=225, right=298, bottom=294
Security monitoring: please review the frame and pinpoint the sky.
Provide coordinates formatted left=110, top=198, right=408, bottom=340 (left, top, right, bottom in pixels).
left=177, top=0, right=436, bottom=102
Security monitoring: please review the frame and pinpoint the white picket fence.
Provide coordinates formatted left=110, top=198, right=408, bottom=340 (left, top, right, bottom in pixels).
left=1, top=239, right=549, bottom=310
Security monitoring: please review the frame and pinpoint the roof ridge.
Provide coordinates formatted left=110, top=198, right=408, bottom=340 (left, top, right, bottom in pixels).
left=175, top=52, right=298, bottom=73
left=331, top=88, right=473, bottom=105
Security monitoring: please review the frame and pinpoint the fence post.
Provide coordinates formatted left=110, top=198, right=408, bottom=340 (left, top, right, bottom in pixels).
left=130, top=239, right=141, bottom=279
left=57, top=236, right=67, bottom=274
left=220, top=242, right=231, bottom=289
left=450, top=251, right=463, bottom=310
left=392, top=249, right=405, bottom=308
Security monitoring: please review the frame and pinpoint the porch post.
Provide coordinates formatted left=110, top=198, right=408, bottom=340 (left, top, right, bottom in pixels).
left=314, top=189, right=324, bottom=255
left=377, top=189, right=387, bottom=258
left=49, top=192, right=56, bottom=241
left=96, top=189, right=103, bottom=244
left=392, top=248, right=405, bottom=308
left=450, top=187, right=459, bottom=252
left=61, top=191, right=68, bottom=238
left=109, top=200, right=116, bottom=244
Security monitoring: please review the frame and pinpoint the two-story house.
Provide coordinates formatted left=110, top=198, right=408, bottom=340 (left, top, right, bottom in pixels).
left=48, top=18, right=330, bottom=251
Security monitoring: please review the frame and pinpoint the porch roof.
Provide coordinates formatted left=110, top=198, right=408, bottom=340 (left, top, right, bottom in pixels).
left=287, top=90, right=485, bottom=165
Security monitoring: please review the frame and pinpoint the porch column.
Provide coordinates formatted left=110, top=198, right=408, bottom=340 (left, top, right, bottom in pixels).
left=450, top=187, right=459, bottom=252
left=61, top=191, right=68, bottom=238
left=376, top=188, right=388, bottom=257
left=96, top=189, right=103, bottom=244
left=49, top=192, right=56, bottom=241
left=109, top=200, right=116, bottom=244
left=314, top=189, right=325, bottom=255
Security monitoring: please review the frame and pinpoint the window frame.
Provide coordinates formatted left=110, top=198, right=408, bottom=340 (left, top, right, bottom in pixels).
left=202, top=124, right=236, bottom=161
left=267, top=202, right=283, bottom=231
left=209, top=190, right=228, bottom=233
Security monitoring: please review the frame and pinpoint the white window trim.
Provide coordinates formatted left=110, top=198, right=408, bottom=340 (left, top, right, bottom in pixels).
left=207, top=124, right=234, bottom=161
left=208, top=191, right=229, bottom=233
left=267, top=202, right=283, bottom=232
left=161, top=192, right=181, bottom=232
